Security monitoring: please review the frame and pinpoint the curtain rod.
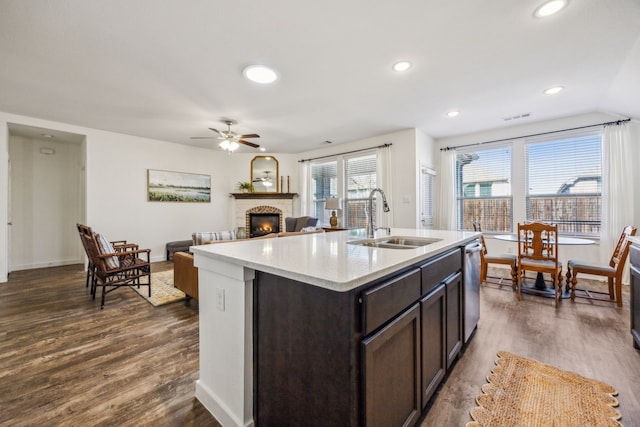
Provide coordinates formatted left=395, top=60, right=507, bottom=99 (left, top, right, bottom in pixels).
left=440, top=118, right=631, bottom=151
left=298, top=143, right=392, bottom=163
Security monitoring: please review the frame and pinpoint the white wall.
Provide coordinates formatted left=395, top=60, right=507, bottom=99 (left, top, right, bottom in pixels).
left=296, top=128, right=433, bottom=229
left=0, top=111, right=300, bottom=281
left=434, top=112, right=638, bottom=266
left=9, top=136, right=83, bottom=270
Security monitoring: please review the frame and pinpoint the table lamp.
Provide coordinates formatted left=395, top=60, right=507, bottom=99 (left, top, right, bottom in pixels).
left=325, top=197, right=341, bottom=227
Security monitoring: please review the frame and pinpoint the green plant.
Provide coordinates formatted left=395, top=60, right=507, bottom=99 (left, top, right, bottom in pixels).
left=237, top=181, right=254, bottom=192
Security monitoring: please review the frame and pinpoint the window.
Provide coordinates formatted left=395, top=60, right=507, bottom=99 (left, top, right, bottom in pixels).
left=525, top=132, right=601, bottom=235
left=344, top=153, right=377, bottom=228
left=310, top=160, right=337, bottom=225
left=307, top=151, right=379, bottom=228
left=454, top=130, right=603, bottom=237
left=456, top=146, right=512, bottom=232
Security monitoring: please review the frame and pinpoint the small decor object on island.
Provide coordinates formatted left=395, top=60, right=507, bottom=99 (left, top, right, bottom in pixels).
left=147, top=169, right=211, bottom=202
left=237, top=181, right=254, bottom=193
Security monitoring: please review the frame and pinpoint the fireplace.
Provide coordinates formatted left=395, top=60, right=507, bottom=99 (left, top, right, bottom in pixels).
left=246, top=205, right=283, bottom=238
left=249, top=213, right=280, bottom=237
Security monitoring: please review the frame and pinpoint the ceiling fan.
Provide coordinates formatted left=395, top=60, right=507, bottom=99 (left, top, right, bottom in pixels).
left=253, top=170, right=273, bottom=187
left=191, top=119, right=260, bottom=152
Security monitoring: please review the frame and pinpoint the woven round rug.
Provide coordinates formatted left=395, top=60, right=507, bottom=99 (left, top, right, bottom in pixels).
left=132, top=270, right=186, bottom=306
left=467, top=351, right=621, bottom=427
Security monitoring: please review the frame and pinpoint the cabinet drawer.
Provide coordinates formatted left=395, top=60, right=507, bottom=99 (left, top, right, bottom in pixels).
left=631, top=244, right=640, bottom=267
left=421, top=248, right=461, bottom=295
left=362, top=268, right=421, bottom=335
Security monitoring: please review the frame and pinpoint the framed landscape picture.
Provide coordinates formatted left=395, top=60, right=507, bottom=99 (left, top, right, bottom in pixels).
left=147, top=169, right=211, bottom=202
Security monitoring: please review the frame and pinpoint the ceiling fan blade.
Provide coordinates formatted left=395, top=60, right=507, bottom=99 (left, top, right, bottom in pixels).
left=238, top=139, right=260, bottom=148
left=208, top=128, right=224, bottom=136
left=239, top=133, right=260, bottom=139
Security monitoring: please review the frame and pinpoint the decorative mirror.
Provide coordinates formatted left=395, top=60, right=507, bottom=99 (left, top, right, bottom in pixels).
left=251, top=156, right=279, bottom=193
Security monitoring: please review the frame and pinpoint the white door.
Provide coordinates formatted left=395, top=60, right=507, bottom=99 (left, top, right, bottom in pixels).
left=7, top=156, right=11, bottom=273
left=419, top=164, right=436, bottom=229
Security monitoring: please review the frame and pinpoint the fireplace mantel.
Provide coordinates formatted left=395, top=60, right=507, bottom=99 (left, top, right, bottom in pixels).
left=230, top=193, right=298, bottom=200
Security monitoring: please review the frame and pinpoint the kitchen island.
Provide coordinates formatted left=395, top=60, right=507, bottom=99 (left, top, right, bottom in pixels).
left=191, top=228, right=479, bottom=427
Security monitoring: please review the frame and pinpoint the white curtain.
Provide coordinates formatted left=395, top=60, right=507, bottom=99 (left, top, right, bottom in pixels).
left=601, top=122, right=634, bottom=271
left=377, top=144, right=394, bottom=227
left=435, top=149, right=457, bottom=230
left=298, top=161, right=310, bottom=216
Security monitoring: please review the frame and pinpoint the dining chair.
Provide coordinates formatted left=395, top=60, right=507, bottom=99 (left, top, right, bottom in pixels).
left=472, top=222, right=517, bottom=290
left=517, top=222, right=563, bottom=307
left=565, top=225, right=637, bottom=307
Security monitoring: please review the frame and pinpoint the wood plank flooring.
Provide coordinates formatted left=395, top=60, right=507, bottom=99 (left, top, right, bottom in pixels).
left=1, top=264, right=638, bottom=426
left=422, top=278, right=640, bottom=427
left=0, top=262, right=219, bottom=427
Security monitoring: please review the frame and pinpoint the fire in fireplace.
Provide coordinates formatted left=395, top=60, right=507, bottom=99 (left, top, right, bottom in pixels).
left=249, top=213, right=280, bottom=237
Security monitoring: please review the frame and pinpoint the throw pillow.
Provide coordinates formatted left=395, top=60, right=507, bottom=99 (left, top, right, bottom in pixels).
left=192, top=230, right=237, bottom=245
left=95, top=233, right=120, bottom=270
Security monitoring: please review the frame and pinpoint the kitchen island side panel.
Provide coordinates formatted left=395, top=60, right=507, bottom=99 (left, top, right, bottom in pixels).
left=254, top=271, right=362, bottom=426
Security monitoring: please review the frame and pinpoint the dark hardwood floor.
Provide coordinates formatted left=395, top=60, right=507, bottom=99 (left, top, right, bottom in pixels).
left=1, top=264, right=638, bottom=426
left=422, top=276, right=640, bottom=427
left=0, top=262, right=220, bottom=427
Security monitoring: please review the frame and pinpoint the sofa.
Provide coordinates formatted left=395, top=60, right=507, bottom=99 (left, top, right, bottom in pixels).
left=173, top=229, right=322, bottom=300
left=284, top=216, right=318, bottom=232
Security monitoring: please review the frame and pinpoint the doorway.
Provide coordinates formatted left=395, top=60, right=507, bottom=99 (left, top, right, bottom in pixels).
left=8, top=123, right=86, bottom=272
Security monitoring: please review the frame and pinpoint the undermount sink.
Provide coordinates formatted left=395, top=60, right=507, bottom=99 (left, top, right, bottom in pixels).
left=347, top=236, right=442, bottom=249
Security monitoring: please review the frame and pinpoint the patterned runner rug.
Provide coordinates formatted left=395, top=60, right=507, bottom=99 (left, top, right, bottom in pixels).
left=132, top=270, right=186, bottom=306
left=467, top=351, right=621, bottom=427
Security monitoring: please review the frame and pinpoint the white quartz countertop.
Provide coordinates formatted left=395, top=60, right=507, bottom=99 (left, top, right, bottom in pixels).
left=190, top=228, right=480, bottom=292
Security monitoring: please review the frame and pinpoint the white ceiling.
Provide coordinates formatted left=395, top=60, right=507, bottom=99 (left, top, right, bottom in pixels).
left=1, top=0, right=639, bottom=153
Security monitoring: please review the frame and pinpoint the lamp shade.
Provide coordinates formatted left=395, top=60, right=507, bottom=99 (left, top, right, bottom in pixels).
left=325, top=197, right=341, bottom=210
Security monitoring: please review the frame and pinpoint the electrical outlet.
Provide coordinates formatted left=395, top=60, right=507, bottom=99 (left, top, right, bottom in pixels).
left=216, top=287, right=225, bottom=312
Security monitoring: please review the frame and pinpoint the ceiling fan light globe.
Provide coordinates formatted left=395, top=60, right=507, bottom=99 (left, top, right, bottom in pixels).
left=229, top=141, right=240, bottom=151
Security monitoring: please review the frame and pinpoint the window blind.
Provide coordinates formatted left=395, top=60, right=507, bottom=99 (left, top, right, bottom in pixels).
left=344, top=153, right=377, bottom=229
left=310, top=160, right=337, bottom=224
left=525, top=132, right=601, bottom=235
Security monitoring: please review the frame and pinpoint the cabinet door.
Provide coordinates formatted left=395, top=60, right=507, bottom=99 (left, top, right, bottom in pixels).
left=362, top=303, right=421, bottom=427
left=445, top=271, right=463, bottom=369
left=420, top=283, right=446, bottom=407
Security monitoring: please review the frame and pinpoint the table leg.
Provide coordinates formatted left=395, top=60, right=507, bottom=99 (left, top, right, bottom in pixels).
left=520, top=273, right=570, bottom=299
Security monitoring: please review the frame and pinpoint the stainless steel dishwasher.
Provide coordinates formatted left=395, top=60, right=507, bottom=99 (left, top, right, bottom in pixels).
left=464, top=240, right=482, bottom=343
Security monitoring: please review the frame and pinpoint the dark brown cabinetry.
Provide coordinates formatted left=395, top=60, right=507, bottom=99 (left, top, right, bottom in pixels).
left=630, top=244, right=640, bottom=349
left=445, top=271, right=463, bottom=368
left=362, top=303, right=421, bottom=427
left=420, top=283, right=446, bottom=406
left=254, top=246, right=466, bottom=427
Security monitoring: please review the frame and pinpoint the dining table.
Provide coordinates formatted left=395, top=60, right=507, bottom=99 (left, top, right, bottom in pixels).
left=493, top=234, right=595, bottom=298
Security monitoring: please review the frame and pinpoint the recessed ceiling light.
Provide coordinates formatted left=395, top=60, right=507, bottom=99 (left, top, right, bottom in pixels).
left=534, top=0, right=568, bottom=18
left=259, top=147, right=266, bottom=152
left=544, top=86, right=564, bottom=95
left=446, top=111, right=460, bottom=118
left=243, top=65, right=278, bottom=84
left=392, top=61, right=412, bottom=72
left=41, top=133, right=54, bottom=138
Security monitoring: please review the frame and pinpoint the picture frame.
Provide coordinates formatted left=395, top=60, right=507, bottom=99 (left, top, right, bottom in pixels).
left=147, top=169, right=211, bottom=202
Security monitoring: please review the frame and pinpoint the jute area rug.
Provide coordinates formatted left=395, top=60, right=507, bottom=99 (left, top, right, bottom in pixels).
left=467, top=351, right=622, bottom=427
left=132, top=269, right=186, bottom=307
